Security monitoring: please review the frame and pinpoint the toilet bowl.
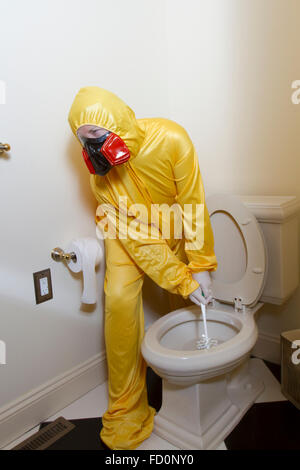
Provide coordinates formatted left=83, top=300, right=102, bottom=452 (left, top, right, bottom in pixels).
left=142, top=303, right=265, bottom=450
left=142, top=302, right=260, bottom=385
left=142, top=193, right=269, bottom=449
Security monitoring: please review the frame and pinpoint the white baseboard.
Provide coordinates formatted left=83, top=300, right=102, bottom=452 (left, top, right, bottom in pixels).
left=0, top=351, right=107, bottom=449
left=252, top=331, right=281, bottom=365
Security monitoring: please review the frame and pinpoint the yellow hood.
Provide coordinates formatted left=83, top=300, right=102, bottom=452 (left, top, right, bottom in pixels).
left=68, top=86, right=144, bottom=158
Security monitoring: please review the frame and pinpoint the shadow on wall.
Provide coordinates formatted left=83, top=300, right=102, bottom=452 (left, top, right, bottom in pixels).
left=66, top=136, right=98, bottom=214
left=143, top=276, right=170, bottom=323
left=142, top=275, right=192, bottom=326
left=64, top=135, right=106, bottom=315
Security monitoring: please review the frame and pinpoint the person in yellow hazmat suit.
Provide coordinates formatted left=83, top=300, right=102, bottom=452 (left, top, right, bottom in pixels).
left=68, top=86, right=218, bottom=450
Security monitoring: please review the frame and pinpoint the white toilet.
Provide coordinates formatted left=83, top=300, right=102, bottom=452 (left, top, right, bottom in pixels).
left=142, top=194, right=300, bottom=450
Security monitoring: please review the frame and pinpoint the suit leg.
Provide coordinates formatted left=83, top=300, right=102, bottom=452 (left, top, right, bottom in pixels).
left=100, top=237, right=155, bottom=450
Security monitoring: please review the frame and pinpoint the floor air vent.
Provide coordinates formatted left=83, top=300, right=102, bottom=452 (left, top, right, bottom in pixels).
left=13, top=416, right=75, bottom=450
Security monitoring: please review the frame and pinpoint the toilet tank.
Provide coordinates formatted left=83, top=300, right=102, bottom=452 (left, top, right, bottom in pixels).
left=239, top=196, right=300, bottom=305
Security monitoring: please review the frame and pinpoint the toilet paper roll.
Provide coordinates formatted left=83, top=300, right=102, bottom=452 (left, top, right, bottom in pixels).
left=66, top=237, right=103, bottom=304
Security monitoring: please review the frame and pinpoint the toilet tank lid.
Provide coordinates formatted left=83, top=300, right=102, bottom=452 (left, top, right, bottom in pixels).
left=238, top=196, right=300, bottom=223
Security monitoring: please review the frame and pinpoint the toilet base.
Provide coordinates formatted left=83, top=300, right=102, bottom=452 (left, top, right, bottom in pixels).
left=153, top=358, right=264, bottom=450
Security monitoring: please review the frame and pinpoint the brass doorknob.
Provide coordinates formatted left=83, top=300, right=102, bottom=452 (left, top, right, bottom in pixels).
left=0, top=143, right=11, bottom=154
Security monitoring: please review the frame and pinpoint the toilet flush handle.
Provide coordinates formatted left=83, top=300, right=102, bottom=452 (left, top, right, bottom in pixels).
left=252, top=267, right=263, bottom=274
left=240, top=218, right=252, bottom=225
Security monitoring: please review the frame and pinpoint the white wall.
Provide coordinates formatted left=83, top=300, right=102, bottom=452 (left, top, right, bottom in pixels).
left=0, top=0, right=169, bottom=410
left=165, top=0, right=300, bottom=337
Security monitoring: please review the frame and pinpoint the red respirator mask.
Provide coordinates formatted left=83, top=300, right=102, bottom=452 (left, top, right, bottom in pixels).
left=81, top=131, right=130, bottom=176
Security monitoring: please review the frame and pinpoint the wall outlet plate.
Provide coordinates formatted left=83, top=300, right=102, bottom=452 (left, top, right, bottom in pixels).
left=33, top=268, right=53, bottom=304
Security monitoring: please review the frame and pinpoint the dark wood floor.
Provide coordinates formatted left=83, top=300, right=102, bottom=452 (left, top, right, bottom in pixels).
left=36, top=359, right=300, bottom=450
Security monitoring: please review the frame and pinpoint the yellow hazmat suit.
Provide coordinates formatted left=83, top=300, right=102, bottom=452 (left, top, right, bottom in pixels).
left=68, top=87, right=217, bottom=450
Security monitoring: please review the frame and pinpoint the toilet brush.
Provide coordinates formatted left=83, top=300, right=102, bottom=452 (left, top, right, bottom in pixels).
left=195, top=301, right=219, bottom=350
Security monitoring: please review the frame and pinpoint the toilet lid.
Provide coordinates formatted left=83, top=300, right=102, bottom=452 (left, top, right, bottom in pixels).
left=206, top=194, right=267, bottom=308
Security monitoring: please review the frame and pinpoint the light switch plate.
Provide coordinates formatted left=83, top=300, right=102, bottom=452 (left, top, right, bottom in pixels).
left=33, top=268, right=53, bottom=304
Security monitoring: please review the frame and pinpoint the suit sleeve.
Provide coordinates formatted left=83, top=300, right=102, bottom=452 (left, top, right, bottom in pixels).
left=90, top=176, right=199, bottom=298
left=173, top=143, right=218, bottom=273
left=118, top=227, right=199, bottom=297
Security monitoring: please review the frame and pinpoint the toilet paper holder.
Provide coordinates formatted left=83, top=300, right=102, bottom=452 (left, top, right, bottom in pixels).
left=51, top=247, right=77, bottom=262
